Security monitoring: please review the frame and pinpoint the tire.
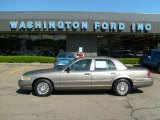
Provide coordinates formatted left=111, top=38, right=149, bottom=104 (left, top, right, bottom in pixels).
left=113, top=79, right=131, bottom=96
left=34, top=79, right=53, bottom=97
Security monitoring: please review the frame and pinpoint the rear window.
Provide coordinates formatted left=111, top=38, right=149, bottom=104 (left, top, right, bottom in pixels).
left=57, top=53, right=74, bottom=58
left=57, top=53, right=67, bottom=58
left=67, top=54, right=73, bottom=58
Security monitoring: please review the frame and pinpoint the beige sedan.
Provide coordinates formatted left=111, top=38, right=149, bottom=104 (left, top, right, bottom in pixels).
left=19, top=57, right=153, bottom=96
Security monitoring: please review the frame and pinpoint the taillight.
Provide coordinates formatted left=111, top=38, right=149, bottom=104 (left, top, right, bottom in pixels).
left=147, top=69, right=151, bottom=77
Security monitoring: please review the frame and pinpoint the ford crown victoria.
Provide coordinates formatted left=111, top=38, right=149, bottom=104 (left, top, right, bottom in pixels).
left=19, top=57, right=153, bottom=96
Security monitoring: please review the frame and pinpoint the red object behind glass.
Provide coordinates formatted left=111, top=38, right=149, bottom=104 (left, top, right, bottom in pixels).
left=76, top=52, right=84, bottom=58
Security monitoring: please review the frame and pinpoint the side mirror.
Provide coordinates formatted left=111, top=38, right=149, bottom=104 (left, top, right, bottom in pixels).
left=65, top=67, right=70, bottom=73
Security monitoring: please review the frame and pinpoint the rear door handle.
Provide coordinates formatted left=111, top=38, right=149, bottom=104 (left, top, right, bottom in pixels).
left=111, top=72, right=116, bottom=75
left=84, top=73, right=90, bottom=76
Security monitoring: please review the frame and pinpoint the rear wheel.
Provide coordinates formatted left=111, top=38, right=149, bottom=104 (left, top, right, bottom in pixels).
left=34, top=79, right=53, bottom=97
left=113, top=79, right=131, bottom=96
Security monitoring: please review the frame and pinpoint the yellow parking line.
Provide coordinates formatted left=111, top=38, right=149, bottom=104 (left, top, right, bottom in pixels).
left=10, top=66, right=29, bottom=74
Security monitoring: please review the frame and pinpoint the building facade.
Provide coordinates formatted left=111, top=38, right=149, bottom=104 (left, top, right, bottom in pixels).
left=0, top=11, right=160, bottom=57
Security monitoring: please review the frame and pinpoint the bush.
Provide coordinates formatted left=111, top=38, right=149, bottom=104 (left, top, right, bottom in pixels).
left=0, top=56, right=139, bottom=64
left=0, top=56, right=55, bottom=63
left=118, top=58, right=140, bottom=64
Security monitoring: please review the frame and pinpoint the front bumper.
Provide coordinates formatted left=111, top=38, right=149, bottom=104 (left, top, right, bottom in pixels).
left=18, top=80, right=32, bottom=90
left=133, top=77, right=153, bottom=88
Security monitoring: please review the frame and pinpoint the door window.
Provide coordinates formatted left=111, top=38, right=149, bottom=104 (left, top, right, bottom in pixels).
left=95, top=59, right=116, bottom=71
left=70, top=59, right=92, bottom=71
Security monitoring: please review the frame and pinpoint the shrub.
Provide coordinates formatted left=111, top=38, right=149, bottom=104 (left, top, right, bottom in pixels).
left=0, top=56, right=55, bottom=63
left=118, top=58, right=140, bottom=64
left=0, top=56, right=139, bottom=64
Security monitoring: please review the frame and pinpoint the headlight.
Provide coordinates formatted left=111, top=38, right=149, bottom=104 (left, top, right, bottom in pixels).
left=21, top=76, right=30, bottom=80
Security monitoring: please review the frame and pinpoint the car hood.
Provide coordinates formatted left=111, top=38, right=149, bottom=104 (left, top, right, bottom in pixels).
left=23, top=68, right=59, bottom=76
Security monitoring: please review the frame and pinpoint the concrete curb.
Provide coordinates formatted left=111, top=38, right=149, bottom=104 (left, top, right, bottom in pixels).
left=0, top=62, right=53, bottom=66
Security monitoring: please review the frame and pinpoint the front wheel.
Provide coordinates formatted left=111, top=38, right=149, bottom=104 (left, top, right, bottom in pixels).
left=113, top=79, right=131, bottom=96
left=34, top=79, right=53, bottom=97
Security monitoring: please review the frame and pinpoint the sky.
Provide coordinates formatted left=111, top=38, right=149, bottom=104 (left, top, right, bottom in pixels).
left=0, top=0, right=160, bottom=13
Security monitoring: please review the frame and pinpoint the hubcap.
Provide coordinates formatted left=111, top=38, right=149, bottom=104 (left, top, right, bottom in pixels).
left=117, top=81, right=128, bottom=95
left=37, top=82, right=49, bottom=95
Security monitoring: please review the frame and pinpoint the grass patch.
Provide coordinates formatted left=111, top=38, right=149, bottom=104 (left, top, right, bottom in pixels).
left=118, top=58, right=140, bottom=64
left=0, top=56, right=55, bottom=63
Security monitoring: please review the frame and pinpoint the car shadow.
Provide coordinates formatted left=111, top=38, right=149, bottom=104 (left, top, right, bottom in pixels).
left=52, top=90, right=110, bottom=95
left=16, top=89, right=143, bottom=96
left=52, top=89, right=143, bottom=96
left=130, top=88, right=143, bottom=94
left=16, top=89, right=31, bottom=95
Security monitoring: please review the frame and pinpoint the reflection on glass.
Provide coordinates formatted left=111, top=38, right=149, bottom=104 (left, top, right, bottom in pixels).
left=0, top=34, right=66, bottom=56
left=97, top=35, right=160, bottom=57
left=0, top=34, right=20, bottom=55
left=18, top=34, right=29, bottom=55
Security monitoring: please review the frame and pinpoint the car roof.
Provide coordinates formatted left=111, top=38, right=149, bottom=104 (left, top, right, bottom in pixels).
left=153, top=49, right=160, bottom=51
left=77, top=56, right=117, bottom=61
left=58, top=52, right=73, bottom=54
left=148, top=49, right=160, bottom=52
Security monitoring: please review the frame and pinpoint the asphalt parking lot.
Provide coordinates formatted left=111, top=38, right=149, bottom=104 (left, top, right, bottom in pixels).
left=0, top=63, right=160, bottom=120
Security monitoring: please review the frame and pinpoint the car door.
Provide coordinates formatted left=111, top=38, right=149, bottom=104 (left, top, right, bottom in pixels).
left=59, top=59, right=92, bottom=90
left=91, top=59, right=118, bottom=89
left=143, top=50, right=152, bottom=65
left=151, top=51, right=160, bottom=67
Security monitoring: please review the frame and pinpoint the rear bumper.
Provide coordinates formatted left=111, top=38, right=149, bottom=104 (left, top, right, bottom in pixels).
left=133, top=77, right=153, bottom=88
left=18, top=80, right=32, bottom=90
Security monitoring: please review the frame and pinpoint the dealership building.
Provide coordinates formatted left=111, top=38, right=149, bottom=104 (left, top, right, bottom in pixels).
left=0, top=11, right=160, bottom=57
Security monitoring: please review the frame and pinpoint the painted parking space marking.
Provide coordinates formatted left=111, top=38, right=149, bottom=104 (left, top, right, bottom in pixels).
left=9, top=66, right=29, bottom=74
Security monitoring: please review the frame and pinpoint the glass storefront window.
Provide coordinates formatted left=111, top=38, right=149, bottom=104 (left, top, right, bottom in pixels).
left=0, top=33, right=159, bottom=58
left=97, top=34, right=160, bottom=58
left=0, top=33, right=66, bottom=56
left=0, top=34, right=6, bottom=55
left=3, top=34, right=20, bottom=55
left=41, top=34, right=66, bottom=56
left=18, top=34, right=29, bottom=55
